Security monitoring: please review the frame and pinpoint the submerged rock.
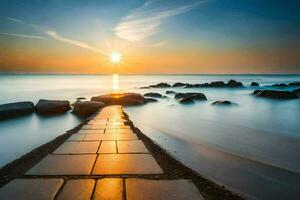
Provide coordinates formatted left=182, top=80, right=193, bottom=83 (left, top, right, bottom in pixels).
left=227, top=80, right=243, bottom=87
left=145, top=98, right=158, bottom=103
left=212, top=100, right=235, bottom=105
left=173, top=82, right=187, bottom=87
left=292, top=88, right=300, bottom=95
left=166, top=90, right=176, bottom=94
left=252, top=90, right=298, bottom=99
left=289, top=82, right=300, bottom=86
left=73, top=101, right=105, bottom=116
left=144, top=92, right=164, bottom=98
left=184, top=80, right=243, bottom=88
left=35, top=99, right=71, bottom=115
left=149, top=83, right=171, bottom=88
left=272, top=83, right=288, bottom=87
left=174, top=92, right=207, bottom=101
left=178, top=97, right=195, bottom=104
left=76, top=97, right=87, bottom=101
left=0, top=101, right=34, bottom=120
left=139, top=86, right=150, bottom=89
left=91, top=93, right=146, bottom=106
left=251, top=82, right=259, bottom=86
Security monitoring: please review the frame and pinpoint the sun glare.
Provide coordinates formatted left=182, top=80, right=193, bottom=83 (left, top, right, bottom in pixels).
left=110, top=52, right=121, bottom=63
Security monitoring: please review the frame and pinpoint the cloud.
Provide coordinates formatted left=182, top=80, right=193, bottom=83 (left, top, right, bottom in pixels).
left=0, top=32, right=46, bottom=39
left=114, top=1, right=201, bottom=42
left=152, top=40, right=168, bottom=47
left=2, top=17, right=25, bottom=24
left=45, top=31, right=108, bottom=55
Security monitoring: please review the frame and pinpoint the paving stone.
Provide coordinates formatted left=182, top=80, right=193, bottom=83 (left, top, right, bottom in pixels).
left=107, top=121, right=124, bottom=126
left=78, top=129, right=105, bottom=134
left=88, top=121, right=107, bottom=125
left=117, top=140, right=149, bottom=153
left=84, top=134, right=138, bottom=141
left=56, top=179, right=95, bottom=200
left=0, top=179, right=63, bottom=200
left=98, top=141, right=117, bottom=153
left=105, top=125, right=130, bottom=129
left=91, top=125, right=107, bottom=130
left=93, top=178, right=123, bottom=200
left=105, top=129, right=134, bottom=134
left=126, top=179, right=204, bottom=200
left=92, top=154, right=163, bottom=175
left=53, top=141, right=100, bottom=154
left=68, top=133, right=86, bottom=141
left=26, top=154, right=97, bottom=175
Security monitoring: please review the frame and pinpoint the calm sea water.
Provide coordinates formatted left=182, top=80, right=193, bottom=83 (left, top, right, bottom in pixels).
left=0, top=74, right=300, bottom=199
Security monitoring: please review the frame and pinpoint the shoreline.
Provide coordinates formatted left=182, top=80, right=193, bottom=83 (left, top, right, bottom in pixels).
left=0, top=109, right=243, bottom=199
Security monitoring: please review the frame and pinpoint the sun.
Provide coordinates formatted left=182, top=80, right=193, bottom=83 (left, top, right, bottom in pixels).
left=110, top=52, right=122, bottom=63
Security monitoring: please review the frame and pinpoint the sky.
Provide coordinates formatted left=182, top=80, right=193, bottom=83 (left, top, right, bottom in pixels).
left=0, top=0, right=299, bottom=74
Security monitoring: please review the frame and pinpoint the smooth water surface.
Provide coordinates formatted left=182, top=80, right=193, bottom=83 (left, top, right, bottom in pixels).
left=0, top=74, right=300, bottom=199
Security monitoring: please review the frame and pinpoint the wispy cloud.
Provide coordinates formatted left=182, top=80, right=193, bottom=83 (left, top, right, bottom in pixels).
left=2, top=16, right=108, bottom=55
left=152, top=40, right=168, bottom=47
left=0, top=32, right=46, bottom=39
left=114, top=1, right=201, bottom=42
left=45, top=31, right=108, bottom=55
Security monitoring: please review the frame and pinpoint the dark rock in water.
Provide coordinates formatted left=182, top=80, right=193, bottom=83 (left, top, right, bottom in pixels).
left=227, top=80, right=243, bottom=87
left=76, top=97, right=87, bottom=101
left=289, top=82, right=300, bottom=86
left=251, top=82, right=259, bottom=86
left=178, top=97, right=195, bottom=104
left=166, top=90, right=176, bottom=94
left=173, top=82, right=187, bottom=87
left=253, top=90, right=298, bottom=99
left=292, top=88, right=300, bottom=95
left=174, top=93, right=207, bottom=101
left=272, top=83, right=288, bottom=87
left=212, top=100, right=235, bottom=105
left=139, top=86, right=150, bottom=89
left=73, top=101, right=105, bottom=116
left=144, top=92, right=163, bottom=98
left=91, top=93, right=146, bottom=106
left=145, top=98, right=158, bottom=103
left=36, top=99, right=71, bottom=115
left=0, top=101, right=34, bottom=120
left=149, top=83, right=171, bottom=88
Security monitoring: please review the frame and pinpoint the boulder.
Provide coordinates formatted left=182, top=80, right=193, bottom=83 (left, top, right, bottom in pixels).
left=149, top=83, right=171, bottom=88
left=76, top=97, right=87, bottom=101
left=145, top=98, right=158, bottom=103
left=73, top=101, right=105, bottom=116
left=178, top=97, right=194, bottom=104
left=272, top=83, right=288, bottom=87
left=173, top=82, right=187, bottom=87
left=289, top=82, right=300, bottom=86
left=251, top=82, right=259, bottom=86
left=144, top=92, right=164, bottom=98
left=174, top=93, right=207, bottom=101
left=227, top=80, right=243, bottom=87
left=0, top=101, right=34, bottom=120
left=292, top=88, right=300, bottom=95
left=212, top=100, right=235, bottom=105
left=253, top=90, right=298, bottom=99
left=91, top=93, right=146, bottom=106
left=139, top=86, right=150, bottom=89
left=35, top=99, right=71, bottom=115
left=166, top=91, right=176, bottom=94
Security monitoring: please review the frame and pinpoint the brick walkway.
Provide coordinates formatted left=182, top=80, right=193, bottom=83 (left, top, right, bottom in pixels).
left=0, top=106, right=204, bottom=200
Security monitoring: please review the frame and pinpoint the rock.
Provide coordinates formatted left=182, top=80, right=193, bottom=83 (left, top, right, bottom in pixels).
left=145, top=98, right=158, bottom=103
left=0, top=101, right=34, bottom=120
left=91, top=93, right=146, bottom=106
left=173, top=82, right=187, bottom=87
left=272, top=83, right=288, bottom=87
left=251, top=82, right=259, bottom=86
left=76, top=97, right=86, bottom=101
left=144, top=92, right=163, bottom=98
left=174, top=93, right=207, bottom=101
left=289, top=82, right=300, bottom=86
left=35, top=99, right=71, bottom=115
left=178, top=97, right=194, bottom=104
left=212, top=100, right=235, bottom=105
left=139, top=86, right=150, bottom=89
left=253, top=90, right=298, bottom=99
left=165, top=91, right=176, bottom=94
left=292, top=88, right=300, bottom=95
left=227, top=80, right=243, bottom=87
left=149, top=83, right=171, bottom=88
left=73, top=101, right=105, bottom=116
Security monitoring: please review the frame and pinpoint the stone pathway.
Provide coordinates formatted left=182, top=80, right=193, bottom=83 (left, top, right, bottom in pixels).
left=0, top=105, right=204, bottom=199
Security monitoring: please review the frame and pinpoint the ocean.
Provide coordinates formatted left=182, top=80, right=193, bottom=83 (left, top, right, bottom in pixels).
left=0, top=74, right=299, bottom=199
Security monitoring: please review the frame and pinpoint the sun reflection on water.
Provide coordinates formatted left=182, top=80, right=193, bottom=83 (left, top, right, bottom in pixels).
left=112, top=74, right=119, bottom=91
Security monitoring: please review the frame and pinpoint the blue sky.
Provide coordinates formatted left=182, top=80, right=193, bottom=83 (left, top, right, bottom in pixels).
left=0, top=0, right=299, bottom=73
